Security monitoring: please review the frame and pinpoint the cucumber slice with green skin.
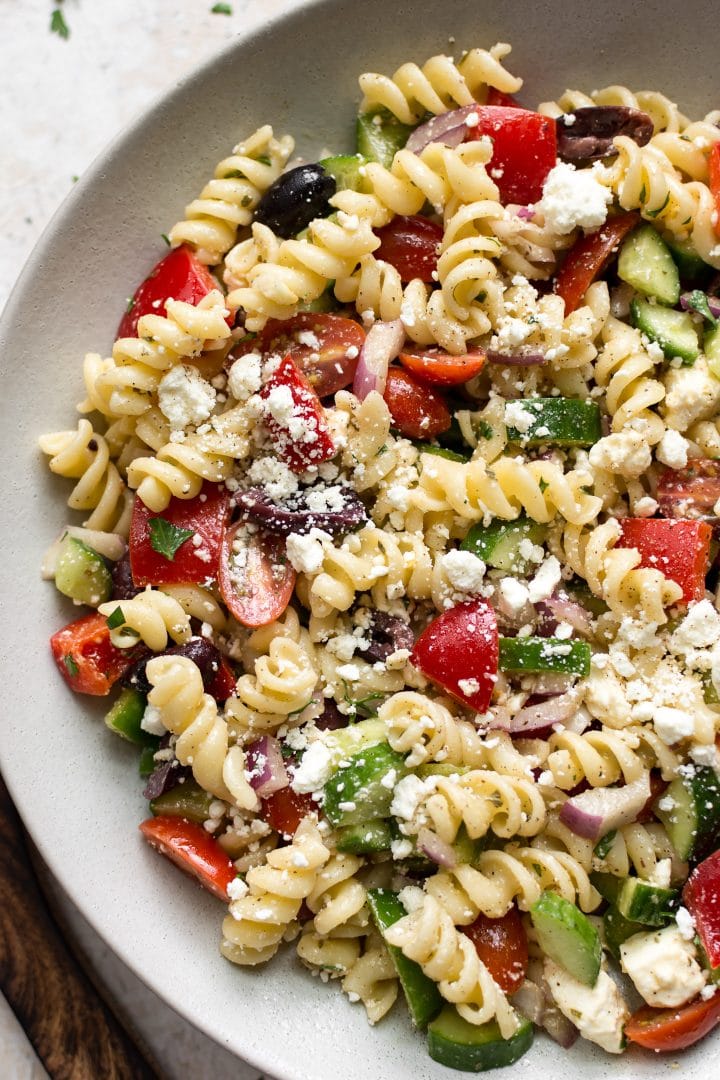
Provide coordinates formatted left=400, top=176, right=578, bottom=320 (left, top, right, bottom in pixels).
left=505, top=398, right=602, bottom=448
left=618, top=224, right=680, bottom=305
left=319, top=154, right=368, bottom=193
left=665, top=236, right=713, bottom=286
left=616, top=877, right=679, bottom=927
left=367, top=889, right=443, bottom=1028
left=590, top=871, right=624, bottom=906
left=697, top=938, right=720, bottom=984
left=703, top=672, right=719, bottom=705
left=295, top=288, right=340, bottom=314
left=530, top=890, right=602, bottom=986
left=654, top=766, right=720, bottom=861
left=705, top=323, right=720, bottom=380
left=603, top=905, right=645, bottom=962
left=150, top=780, right=215, bottom=824
left=138, top=744, right=159, bottom=778
left=413, top=442, right=470, bottom=463
left=323, top=742, right=407, bottom=827
left=499, top=637, right=591, bottom=677
left=461, top=518, right=547, bottom=574
left=452, top=823, right=491, bottom=868
left=593, top=830, right=617, bottom=860
left=336, top=818, right=393, bottom=854
left=105, top=688, right=150, bottom=745
left=54, top=535, right=112, bottom=606
left=323, top=717, right=388, bottom=764
left=427, top=1006, right=533, bottom=1072
left=630, top=297, right=700, bottom=364
left=356, top=108, right=415, bottom=167
left=565, top=577, right=609, bottom=617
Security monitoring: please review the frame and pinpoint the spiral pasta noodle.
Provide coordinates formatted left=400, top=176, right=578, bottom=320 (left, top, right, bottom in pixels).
left=98, top=587, right=191, bottom=651
left=413, top=770, right=548, bottom=844
left=341, top=930, right=399, bottom=1024
left=225, top=637, right=319, bottom=738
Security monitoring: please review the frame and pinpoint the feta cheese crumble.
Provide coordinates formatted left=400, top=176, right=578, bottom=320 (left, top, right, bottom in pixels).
left=536, top=162, right=612, bottom=235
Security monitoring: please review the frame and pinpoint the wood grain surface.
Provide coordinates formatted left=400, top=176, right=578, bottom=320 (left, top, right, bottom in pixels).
left=0, top=774, right=160, bottom=1080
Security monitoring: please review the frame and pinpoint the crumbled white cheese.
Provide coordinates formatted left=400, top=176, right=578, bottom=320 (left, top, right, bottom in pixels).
left=656, top=428, right=690, bottom=469
left=458, top=678, right=481, bottom=696
left=140, top=704, right=166, bottom=736
left=390, top=838, right=414, bottom=860
left=504, top=400, right=536, bottom=433
left=285, top=529, right=332, bottom=574
left=544, top=960, right=628, bottom=1053
left=675, top=906, right=697, bottom=941
left=654, top=705, right=695, bottom=744
left=291, top=741, right=334, bottom=794
left=663, top=356, right=720, bottom=430
left=439, top=549, right=486, bottom=594
left=494, top=317, right=532, bottom=352
left=227, top=877, right=249, bottom=900
left=246, top=456, right=299, bottom=501
left=397, top=885, right=426, bottom=912
left=499, top=577, right=530, bottom=613
left=158, top=364, right=216, bottom=430
left=227, top=352, right=262, bottom=400
left=588, top=431, right=652, bottom=479
left=390, top=774, right=434, bottom=821
left=648, top=858, right=672, bottom=889
left=535, top=162, right=612, bottom=235
left=620, top=927, right=706, bottom=1007
left=527, top=556, right=562, bottom=604
left=671, top=600, right=720, bottom=654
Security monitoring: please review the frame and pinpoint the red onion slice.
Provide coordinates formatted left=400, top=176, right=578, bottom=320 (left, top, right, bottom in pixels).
left=485, top=350, right=547, bottom=366
left=515, top=206, right=536, bottom=222
left=510, top=980, right=545, bottom=1025
left=538, top=591, right=593, bottom=639
left=559, top=773, right=652, bottom=841
left=416, top=827, right=457, bottom=869
left=245, top=735, right=289, bottom=799
left=406, top=105, right=480, bottom=154
left=498, top=689, right=580, bottom=736
left=352, top=318, right=404, bottom=400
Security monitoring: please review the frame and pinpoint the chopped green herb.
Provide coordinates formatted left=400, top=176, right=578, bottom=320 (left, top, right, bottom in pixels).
left=376, top=444, right=389, bottom=455
left=106, top=606, right=126, bottom=631
left=476, top=420, right=494, bottom=440
left=538, top=479, right=549, bottom=493
left=340, top=681, right=384, bottom=719
left=50, top=7, right=70, bottom=39
left=71, top=174, right=79, bottom=183
left=161, top=233, right=171, bottom=247
left=646, top=193, right=670, bottom=219
left=211, top=2, right=233, bottom=12
left=125, top=297, right=135, bottom=314
left=256, top=155, right=272, bottom=166
left=63, top=654, right=79, bottom=677
left=685, top=290, right=718, bottom=327
left=148, top=517, right=194, bottom=561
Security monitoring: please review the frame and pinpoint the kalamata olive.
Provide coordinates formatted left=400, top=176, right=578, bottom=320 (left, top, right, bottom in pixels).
left=235, top=484, right=367, bottom=537
left=142, top=759, right=192, bottom=801
left=111, top=552, right=142, bottom=600
left=361, top=612, right=414, bottom=663
left=254, top=163, right=337, bottom=238
left=123, top=636, right=223, bottom=695
left=556, top=106, right=653, bottom=163
left=314, top=700, right=348, bottom=731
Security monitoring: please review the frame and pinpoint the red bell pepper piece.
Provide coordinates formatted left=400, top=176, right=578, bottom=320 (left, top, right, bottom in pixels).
left=259, top=354, right=336, bottom=472
left=465, top=106, right=557, bottom=204
left=50, top=612, right=140, bottom=696
left=683, top=850, right=720, bottom=970
left=116, top=246, right=220, bottom=339
left=411, top=599, right=499, bottom=713
left=129, top=482, right=230, bottom=587
left=139, top=816, right=237, bottom=900
left=485, top=88, right=524, bottom=109
left=617, top=518, right=712, bottom=604
left=554, top=212, right=640, bottom=314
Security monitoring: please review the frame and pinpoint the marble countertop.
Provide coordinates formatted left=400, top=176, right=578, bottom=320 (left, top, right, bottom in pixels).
left=1, top=1, right=310, bottom=1075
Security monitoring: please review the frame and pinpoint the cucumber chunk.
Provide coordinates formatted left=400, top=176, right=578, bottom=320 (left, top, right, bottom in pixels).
left=105, top=688, right=150, bottom=745
left=665, top=236, right=713, bottom=286
left=461, top=517, right=547, bottom=574
left=654, top=766, right=720, bottom=860
left=498, top=637, right=591, bottom=677
left=323, top=717, right=388, bottom=763
left=618, top=224, right=680, bottom=305
left=530, top=890, right=602, bottom=986
left=296, top=287, right=340, bottom=314
left=616, top=877, right=679, bottom=927
left=336, top=819, right=393, bottom=854
left=427, top=1006, right=533, bottom=1072
left=414, top=442, right=470, bottom=463
left=590, top=871, right=623, bottom=906
left=150, top=780, right=215, bottom=824
left=319, top=153, right=368, bottom=193
left=367, top=889, right=443, bottom=1028
left=356, top=108, right=414, bottom=167
left=323, top=742, right=407, bottom=827
left=603, top=905, right=645, bottom=962
left=138, top=745, right=158, bottom=777
left=631, top=297, right=700, bottom=364
left=705, top=323, right=720, bottom=380
left=505, top=398, right=602, bottom=448
left=55, top=535, right=112, bottom=606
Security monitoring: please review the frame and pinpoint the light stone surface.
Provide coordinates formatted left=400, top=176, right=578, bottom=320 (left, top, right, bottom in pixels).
left=1, top=1, right=311, bottom=1075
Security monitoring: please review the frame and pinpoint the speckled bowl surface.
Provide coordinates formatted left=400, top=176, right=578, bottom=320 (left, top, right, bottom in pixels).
left=1, top=1, right=716, bottom=1076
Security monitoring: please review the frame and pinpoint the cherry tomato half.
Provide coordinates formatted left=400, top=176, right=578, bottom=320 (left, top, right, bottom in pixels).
left=218, top=522, right=296, bottom=628
left=617, top=517, right=712, bottom=604
left=139, top=816, right=236, bottom=900
left=374, top=215, right=444, bottom=283
left=261, top=787, right=316, bottom=839
left=625, top=993, right=720, bottom=1052
left=383, top=366, right=451, bottom=439
left=411, top=599, right=499, bottom=713
left=554, top=213, right=639, bottom=314
left=116, top=246, right=219, bottom=339
left=465, top=107, right=557, bottom=205
left=657, top=459, right=720, bottom=521
left=463, top=907, right=528, bottom=993
left=398, top=346, right=486, bottom=387
left=50, top=613, right=141, bottom=696
left=259, top=353, right=336, bottom=472
left=260, top=314, right=366, bottom=398
left=684, top=850, right=720, bottom=970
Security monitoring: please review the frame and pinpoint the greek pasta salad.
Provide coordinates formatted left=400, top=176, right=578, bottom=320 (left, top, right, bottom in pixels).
left=40, top=40, right=720, bottom=1071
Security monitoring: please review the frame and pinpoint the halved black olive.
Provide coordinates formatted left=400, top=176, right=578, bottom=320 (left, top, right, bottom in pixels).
left=556, top=106, right=653, bottom=163
left=236, top=484, right=367, bottom=538
left=254, top=164, right=337, bottom=238
left=360, top=612, right=414, bottom=663
left=123, top=636, right=222, bottom=695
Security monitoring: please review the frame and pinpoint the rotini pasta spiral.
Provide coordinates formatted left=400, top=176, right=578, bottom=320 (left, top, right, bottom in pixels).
left=221, top=817, right=331, bottom=966
left=384, top=893, right=519, bottom=1036
left=157, top=583, right=229, bottom=633
left=305, top=853, right=368, bottom=937
left=413, top=770, right=548, bottom=844
left=225, top=637, right=319, bottom=738
left=341, top=930, right=399, bottom=1024
left=592, top=314, right=666, bottom=445
left=146, top=654, right=257, bottom=808
left=169, top=125, right=295, bottom=264
left=544, top=727, right=648, bottom=790
left=39, top=419, right=132, bottom=534
left=98, top=587, right=191, bottom=651
left=597, top=821, right=686, bottom=881
left=296, top=923, right=362, bottom=977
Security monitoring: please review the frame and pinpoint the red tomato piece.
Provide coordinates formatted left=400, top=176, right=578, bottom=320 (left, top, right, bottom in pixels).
left=465, top=107, right=557, bottom=204
left=261, top=787, right=316, bottom=838
left=260, top=313, right=365, bottom=398
left=374, top=215, right=444, bottom=283
left=139, top=816, right=236, bottom=900
left=206, top=656, right=237, bottom=703
left=485, top=88, right=524, bottom=109
left=383, top=367, right=451, bottom=439
left=411, top=599, right=499, bottom=713
left=617, top=518, right=712, bottom=604
left=657, top=459, right=720, bottom=521
left=625, top=994, right=720, bottom=1052
left=50, top=612, right=140, bottom=696
left=116, top=246, right=219, bottom=339
left=129, top=482, right=230, bottom=587
left=554, top=213, right=640, bottom=314
left=398, top=347, right=486, bottom=387
left=463, top=907, right=528, bottom=993
left=259, top=354, right=336, bottom=472
left=684, top=850, right=720, bottom=970
left=709, top=144, right=720, bottom=238
left=218, top=522, right=296, bottom=628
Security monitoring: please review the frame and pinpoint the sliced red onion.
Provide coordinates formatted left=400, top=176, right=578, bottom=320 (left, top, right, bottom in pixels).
left=538, top=591, right=593, bottom=639
left=524, top=673, right=578, bottom=697
left=485, top=350, right=547, bottom=366
left=245, top=735, right=289, bottom=799
left=559, top=773, right=652, bottom=842
left=499, top=690, right=580, bottom=736
left=680, top=291, right=720, bottom=319
left=541, top=1002, right=579, bottom=1048
left=352, top=318, right=404, bottom=400
left=515, top=206, right=536, bottom=222
left=406, top=105, right=480, bottom=155
left=416, top=827, right=457, bottom=869
left=510, top=980, right=545, bottom=1024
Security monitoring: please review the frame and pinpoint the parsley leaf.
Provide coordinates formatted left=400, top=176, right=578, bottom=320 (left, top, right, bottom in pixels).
left=211, top=2, right=233, bottom=12
left=105, top=606, right=126, bottom=631
left=148, top=517, right=194, bottom=561
left=63, top=654, right=79, bottom=677
left=685, top=290, right=718, bottom=328
left=50, top=7, right=70, bottom=39
left=646, top=193, right=670, bottom=219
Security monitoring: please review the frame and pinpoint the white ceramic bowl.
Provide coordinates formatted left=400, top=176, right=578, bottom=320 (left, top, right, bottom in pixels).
left=1, top=1, right=717, bottom=1076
